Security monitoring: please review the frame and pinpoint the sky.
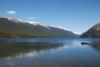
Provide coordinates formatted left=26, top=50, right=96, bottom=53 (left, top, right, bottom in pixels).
left=0, top=0, right=100, bottom=34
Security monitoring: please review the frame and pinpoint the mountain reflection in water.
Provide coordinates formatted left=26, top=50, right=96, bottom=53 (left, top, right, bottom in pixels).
left=0, top=42, right=65, bottom=59
left=0, top=38, right=100, bottom=67
left=82, top=42, right=100, bottom=52
left=91, top=42, right=100, bottom=51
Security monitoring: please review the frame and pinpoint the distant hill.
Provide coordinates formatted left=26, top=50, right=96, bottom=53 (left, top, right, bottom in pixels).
left=0, top=17, right=76, bottom=38
left=80, top=23, right=100, bottom=38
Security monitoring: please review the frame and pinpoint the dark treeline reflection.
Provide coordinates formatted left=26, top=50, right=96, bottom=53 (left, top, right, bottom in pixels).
left=90, top=42, right=100, bottom=52
left=81, top=42, right=100, bottom=52
left=0, top=42, right=64, bottom=58
left=0, top=38, right=100, bottom=67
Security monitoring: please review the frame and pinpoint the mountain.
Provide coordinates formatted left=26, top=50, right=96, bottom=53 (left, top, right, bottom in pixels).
left=80, top=23, right=100, bottom=38
left=0, top=17, right=76, bottom=38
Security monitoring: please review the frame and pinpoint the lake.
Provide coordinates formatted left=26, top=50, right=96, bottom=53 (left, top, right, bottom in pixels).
left=0, top=38, right=100, bottom=67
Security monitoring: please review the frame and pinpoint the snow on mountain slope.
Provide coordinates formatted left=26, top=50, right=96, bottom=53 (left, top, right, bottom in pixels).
left=0, top=16, right=76, bottom=37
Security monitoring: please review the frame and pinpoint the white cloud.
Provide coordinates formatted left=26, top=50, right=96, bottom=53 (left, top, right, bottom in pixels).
left=29, top=17, right=34, bottom=20
left=6, top=10, right=16, bottom=15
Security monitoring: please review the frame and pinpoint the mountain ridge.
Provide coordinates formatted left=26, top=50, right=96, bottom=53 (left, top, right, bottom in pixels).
left=0, top=17, right=76, bottom=38
left=80, top=23, right=100, bottom=37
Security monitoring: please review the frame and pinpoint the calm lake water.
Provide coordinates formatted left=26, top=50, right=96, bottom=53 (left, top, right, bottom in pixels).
left=0, top=38, right=100, bottom=67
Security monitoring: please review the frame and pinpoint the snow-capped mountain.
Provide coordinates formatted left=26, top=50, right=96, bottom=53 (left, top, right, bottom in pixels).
left=81, top=23, right=100, bottom=37
left=0, top=17, right=76, bottom=38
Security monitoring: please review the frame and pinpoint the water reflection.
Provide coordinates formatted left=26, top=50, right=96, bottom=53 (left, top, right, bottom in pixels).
left=0, top=38, right=100, bottom=67
left=0, top=42, right=64, bottom=59
left=81, top=42, right=100, bottom=52
left=0, top=38, right=68, bottom=42
left=90, top=42, right=100, bottom=52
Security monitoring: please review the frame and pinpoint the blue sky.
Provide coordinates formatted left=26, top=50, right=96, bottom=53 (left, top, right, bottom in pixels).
left=0, top=0, right=100, bottom=34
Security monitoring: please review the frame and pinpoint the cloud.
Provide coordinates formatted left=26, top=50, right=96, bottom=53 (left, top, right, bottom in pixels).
left=29, top=17, right=34, bottom=20
left=6, top=10, right=16, bottom=15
